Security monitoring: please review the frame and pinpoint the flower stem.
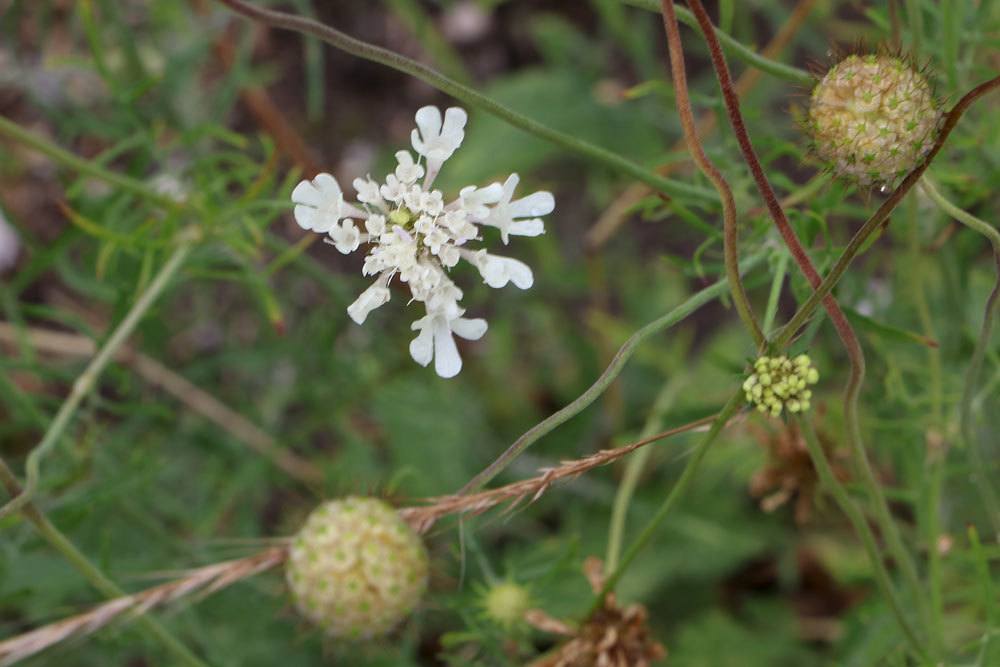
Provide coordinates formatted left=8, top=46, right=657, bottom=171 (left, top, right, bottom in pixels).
left=684, top=0, right=933, bottom=641
left=658, top=0, right=765, bottom=348
left=919, top=176, right=1000, bottom=541
left=623, top=0, right=815, bottom=86
left=795, top=418, right=929, bottom=662
left=458, top=252, right=766, bottom=494
left=593, top=389, right=744, bottom=610
left=214, top=0, right=717, bottom=203
left=0, top=233, right=197, bottom=520
left=0, top=459, right=209, bottom=667
left=0, top=115, right=184, bottom=213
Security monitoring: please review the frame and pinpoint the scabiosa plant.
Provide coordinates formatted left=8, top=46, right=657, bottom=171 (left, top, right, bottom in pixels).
left=743, top=354, right=819, bottom=417
left=285, top=497, right=429, bottom=640
left=808, top=54, right=941, bottom=187
left=291, top=106, right=554, bottom=378
left=478, top=579, right=532, bottom=629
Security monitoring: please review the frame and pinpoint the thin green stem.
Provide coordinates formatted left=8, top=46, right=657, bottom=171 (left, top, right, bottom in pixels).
left=795, top=417, right=928, bottom=661
left=0, top=233, right=198, bottom=520
left=0, top=115, right=184, bottom=213
left=623, top=0, right=815, bottom=86
left=906, top=196, right=945, bottom=657
left=593, top=389, right=744, bottom=611
left=605, top=375, right=686, bottom=573
left=214, top=0, right=716, bottom=203
left=458, top=252, right=766, bottom=494
left=920, top=176, right=1000, bottom=540
left=0, top=459, right=209, bottom=667
left=762, top=250, right=789, bottom=334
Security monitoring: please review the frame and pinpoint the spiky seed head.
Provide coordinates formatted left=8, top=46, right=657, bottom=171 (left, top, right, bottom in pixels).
left=480, top=580, right=532, bottom=628
left=808, top=54, right=941, bottom=187
left=285, top=496, right=429, bottom=640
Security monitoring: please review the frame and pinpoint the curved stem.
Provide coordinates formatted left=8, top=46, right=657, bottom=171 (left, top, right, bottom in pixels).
left=795, top=418, right=929, bottom=661
left=920, top=176, right=1000, bottom=540
left=683, top=0, right=932, bottom=640
left=775, top=75, right=1000, bottom=348
left=458, top=252, right=766, bottom=494
left=214, top=0, right=717, bottom=203
left=658, top=0, right=765, bottom=348
left=623, top=0, right=815, bottom=86
left=0, top=234, right=197, bottom=520
left=593, top=389, right=744, bottom=610
left=0, top=459, right=209, bottom=667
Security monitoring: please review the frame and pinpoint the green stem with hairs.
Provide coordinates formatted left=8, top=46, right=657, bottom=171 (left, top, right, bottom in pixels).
left=795, top=418, right=928, bottom=661
left=0, top=233, right=198, bottom=520
left=214, top=0, right=716, bottom=203
left=0, top=459, right=209, bottom=667
left=459, top=252, right=766, bottom=494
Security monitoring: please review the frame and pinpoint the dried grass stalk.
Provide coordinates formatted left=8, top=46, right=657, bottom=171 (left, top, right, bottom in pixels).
left=0, top=548, right=286, bottom=666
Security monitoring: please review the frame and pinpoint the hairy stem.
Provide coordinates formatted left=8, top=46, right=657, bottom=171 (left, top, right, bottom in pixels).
left=0, top=233, right=197, bottom=520
left=775, top=75, right=1000, bottom=349
left=795, top=418, right=928, bottom=661
left=659, top=0, right=765, bottom=348
left=623, top=0, right=814, bottom=86
left=458, top=252, right=766, bottom=494
left=683, top=0, right=932, bottom=639
left=214, top=0, right=717, bottom=203
left=0, top=459, right=209, bottom=667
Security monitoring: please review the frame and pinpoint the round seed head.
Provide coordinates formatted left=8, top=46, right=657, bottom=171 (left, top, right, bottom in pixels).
left=285, top=497, right=429, bottom=640
left=809, top=54, right=941, bottom=187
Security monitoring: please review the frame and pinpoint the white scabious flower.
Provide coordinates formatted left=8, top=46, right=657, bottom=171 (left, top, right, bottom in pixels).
left=291, top=106, right=554, bottom=378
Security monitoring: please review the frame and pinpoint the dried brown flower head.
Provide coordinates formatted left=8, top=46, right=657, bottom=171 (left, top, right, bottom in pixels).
left=526, top=557, right=666, bottom=667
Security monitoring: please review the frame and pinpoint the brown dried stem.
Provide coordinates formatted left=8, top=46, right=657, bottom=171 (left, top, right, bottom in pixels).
left=658, top=0, right=764, bottom=347
left=681, top=0, right=932, bottom=650
left=0, top=415, right=720, bottom=664
left=0, top=548, right=286, bottom=666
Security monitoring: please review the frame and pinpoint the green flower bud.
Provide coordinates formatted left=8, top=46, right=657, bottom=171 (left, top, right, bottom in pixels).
left=744, top=354, right=820, bottom=417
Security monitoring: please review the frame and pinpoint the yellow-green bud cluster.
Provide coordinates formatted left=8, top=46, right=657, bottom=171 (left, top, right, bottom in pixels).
left=809, top=54, right=940, bottom=187
left=743, top=354, right=819, bottom=417
left=480, top=580, right=532, bottom=628
left=285, top=497, right=429, bottom=640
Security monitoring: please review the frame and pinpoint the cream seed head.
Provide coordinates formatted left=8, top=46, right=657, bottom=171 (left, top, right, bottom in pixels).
left=743, top=354, right=819, bottom=417
left=285, top=497, right=429, bottom=640
left=808, top=54, right=941, bottom=187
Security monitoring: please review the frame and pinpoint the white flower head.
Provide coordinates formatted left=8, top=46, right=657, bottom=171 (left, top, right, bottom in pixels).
left=289, top=106, right=554, bottom=377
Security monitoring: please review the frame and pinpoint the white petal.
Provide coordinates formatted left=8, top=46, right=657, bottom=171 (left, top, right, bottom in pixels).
left=440, top=107, right=468, bottom=143
left=415, top=106, right=443, bottom=141
left=291, top=179, right=323, bottom=207
left=312, top=173, right=343, bottom=200
left=508, top=191, right=555, bottom=218
left=507, top=219, right=546, bottom=238
left=451, top=317, right=487, bottom=340
left=433, top=319, right=462, bottom=378
left=346, top=282, right=391, bottom=324
left=293, top=204, right=318, bottom=230
left=409, top=320, right=434, bottom=367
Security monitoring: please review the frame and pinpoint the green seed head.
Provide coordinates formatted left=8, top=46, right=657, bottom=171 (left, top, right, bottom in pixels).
left=480, top=580, right=532, bottom=628
left=743, top=354, right=819, bottom=417
left=285, top=497, right=429, bottom=639
left=809, top=54, right=941, bottom=187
